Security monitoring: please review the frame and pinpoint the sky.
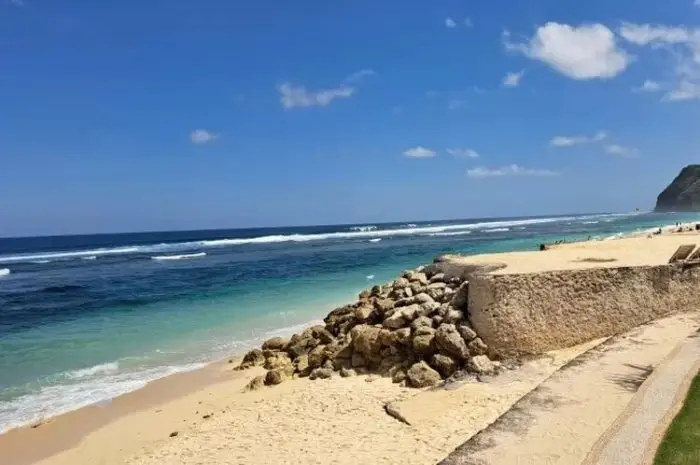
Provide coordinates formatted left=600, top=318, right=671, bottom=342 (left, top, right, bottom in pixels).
left=2, top=0, right=700, bottom=236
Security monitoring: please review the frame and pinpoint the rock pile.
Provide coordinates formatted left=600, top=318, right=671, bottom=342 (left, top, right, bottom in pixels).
left=239, top=264, right=500, bottom=389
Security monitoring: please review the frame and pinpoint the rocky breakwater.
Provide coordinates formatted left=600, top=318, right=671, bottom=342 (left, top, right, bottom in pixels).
left=238, top=265, right=501, bottom=389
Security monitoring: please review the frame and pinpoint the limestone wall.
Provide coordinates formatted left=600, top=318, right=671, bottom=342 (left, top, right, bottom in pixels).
left=468, top=264, right=700, bottom=355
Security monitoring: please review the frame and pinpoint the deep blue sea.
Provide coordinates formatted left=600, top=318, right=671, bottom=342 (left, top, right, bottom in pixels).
left=1, top=211, right=700, bottom=432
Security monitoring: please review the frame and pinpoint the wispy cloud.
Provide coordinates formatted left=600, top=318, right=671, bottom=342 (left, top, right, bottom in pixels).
left=468, top=165, right=560, bottom=178
left=504, top=23, right=630, bottom=80
left=464, top=17, right=473, bottom=28
left=190, top=129, right=218, bottom=144
left=278, top=69, right=374, bottom=109
left=403, top=146, right=436, bottom=158
left=550, top=131, right=607, bottom=147
left=633, top=80, right=661, bottom=93
left=445, top=17, right=457, bottom=28
left=618, top=23, right=700, bottom=102
left=447, top=148, right=479, bottom=158
left=8, top=0, right=25, bottom=6
left=502, top=70, right=525, bottom=87
left=604, top=144, right=640, bottom=158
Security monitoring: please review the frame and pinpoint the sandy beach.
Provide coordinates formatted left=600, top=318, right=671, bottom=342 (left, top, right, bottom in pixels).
left=3, top=228, right=700, bottom=465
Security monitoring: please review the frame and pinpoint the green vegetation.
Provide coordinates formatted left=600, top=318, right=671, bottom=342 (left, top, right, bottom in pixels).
left=654, top=370, right=700, bottom=465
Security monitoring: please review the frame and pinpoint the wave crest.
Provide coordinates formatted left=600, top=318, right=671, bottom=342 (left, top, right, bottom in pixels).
left=151, top=252, right=207, bottom=261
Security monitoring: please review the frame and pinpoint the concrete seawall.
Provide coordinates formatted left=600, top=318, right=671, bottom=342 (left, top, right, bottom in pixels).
left=467, top=264, right=700, bottom=355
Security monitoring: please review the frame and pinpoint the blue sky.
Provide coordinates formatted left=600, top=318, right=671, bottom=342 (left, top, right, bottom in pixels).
left=2, top=0, right=700, bottom=236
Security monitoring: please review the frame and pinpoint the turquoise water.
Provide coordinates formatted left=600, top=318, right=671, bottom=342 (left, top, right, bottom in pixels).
left=1, top=211, right=699, bottom=432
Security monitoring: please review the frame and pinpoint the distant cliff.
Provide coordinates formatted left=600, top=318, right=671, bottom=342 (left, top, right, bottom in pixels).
left=655, top=165, right=700, bottom=212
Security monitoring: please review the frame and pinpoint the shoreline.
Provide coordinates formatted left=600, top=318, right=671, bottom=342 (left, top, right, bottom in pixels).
left=3, top=217, right=700, bottom=464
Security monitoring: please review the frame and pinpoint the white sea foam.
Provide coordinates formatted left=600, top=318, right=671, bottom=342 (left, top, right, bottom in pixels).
left=368, top=238, right=382, bottom=243
left=151, top=252, right=207, bottom=261
left=0, top=213, right=642, bottom=264
left=0, top=363, right=204, bottom=434
left=428, top=231, right=473, bottom=237
left=582, top=221, right=599, bottom=224
left=366, top=274, right=375, bottom=280
left=484, top=228, right=510, bottom=233
left=403, top=223, right=418, bottom=228
left=64, top=361, right=120, bottom=380
left=0, top=268, right=9, bottom=277
left=81, top=255, right=97, bottom=260
left=31, top=260, right=51, bottom=264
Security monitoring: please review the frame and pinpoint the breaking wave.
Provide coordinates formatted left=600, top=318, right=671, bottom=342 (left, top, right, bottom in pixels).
left=151, top=252, right=207, bottom=261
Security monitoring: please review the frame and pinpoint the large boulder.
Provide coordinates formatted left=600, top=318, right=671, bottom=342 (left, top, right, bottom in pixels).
left=431, top=354, right=458, bottom=378
left=412, top=330, right=436, bottom=356
left=406, top=361, right=442, bottom=388
left=308, top=344, right=327, bottom=369
left=450, top=283, right=469, bottom=308
left=458, top=325, right=477, bottom=342
left=393, top=277, right=410, bottom=289
left=374, top=298, right=395, bottom=314
left=264, top=352, right=294, bottom=372
left=435, top=324, right=470, bottom=360
left=468, top=355, right=498, bottom=375
left=350, top=325, right=382, bottom=358
left=468, top=337, right=489, bottom=356
left=286, top=332, right=319, bottom=358
left=264, top=368, right=291, bottom=385
left=245, top=375, right=266, bottom=391
left=309, top=368, right=333, bottom=380
left=239, top=349, right=265, bottom=368
left=262, top=337, right=288, bottom=351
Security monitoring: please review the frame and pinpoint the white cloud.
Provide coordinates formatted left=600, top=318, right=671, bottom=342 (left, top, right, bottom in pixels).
left=604, top=144, right=639, bottom=157
left=447, top=148, right=479, bottom=158
left=502, top=70, right=525, bottom=87
left=190, top=129, right=218, bottom=144
left=634, top=80, right=661, bottom=92
left=618, top=23, right=695, bottom=45
left=550, top=131, right=607, bottom=147
left=505, top=23, right=631, bottom=80
left=445, top=17, right=457, bottom=28
left=467, top=164, right=560, bottom=178
left=619, top=23, right=700, bottom=102
left=278, top=69, right=374, bottom=109
left=663, top=80, right=700, bottom=101
left=403, top=146, right=436, bottom=158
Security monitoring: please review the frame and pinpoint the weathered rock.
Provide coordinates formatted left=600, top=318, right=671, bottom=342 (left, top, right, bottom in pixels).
left=286, top=333, right=318, bottom=358
left=410, top=282, right=426, bottom=295
left=393, top=277, right=410, bottom=288
left=245, top=375, right=266, bottom=391
left=428, top=281, right=447, bottom=290
left=359, top=289, right=371, bottom=300
left=426, top=287, right=445, bottom=301
left=294, top=354, right=310, bottom=375
left=414, top=293, right=434, bottom=304
left=351, top=352, right=367, bottom=368
left=391, top=369, right=407, bottom=383
left=444, top=308, right=465, bottom=324
left=418, top=301, right=441, bottom=317
left=371, top=285, right=382, bottom=296
left=309, top=367, right=333, bottom=380
left=393, top=327, right=412, bottom=345
left=262, top=337, right=288, bottom=351
left=404, top=286, right=414, bottom=297
left=411, top=272, right=430, bottom=286
left=351, top=324, right=382, bottom=358
left=429, top=272, right=445, bottom=283
left=411, top=316, right=433, bottom=330
left=264, top=352, right=294, bottom=371
left=265, top=368, right=291, bottom=385
left=412, top=331, right=435, bottom=356
left=240, top=349, right=265, bottom=368
left=322, top=359, right=334, bottom=370
left=432, top=315, right=444, bottom=326
left=308, top=344, right=327, bottom=369
left=468, top=355, right=497, bottom=375
left=451, top=283, right=469, bottom=308
left=414, top=325, right=435, bottom=336
left=406, top=361, right=442, bottom=388
left=309, top=325, right=335, bottom=344
left=435, top=324, right=470, bottom=360
left=374, top=298, right=395, bottom=313
left=468, top=337, right=489, bottom=356
left=431, top=354, right=458, bottom=378
left=353, top=305, right=375, bottom=322
left=458, top=325, right=478, bottom=342
left=340, top=367, right=356, bottom=377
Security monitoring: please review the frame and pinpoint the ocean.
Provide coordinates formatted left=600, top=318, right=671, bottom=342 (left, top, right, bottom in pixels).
left=1, top=211, right=699, bottom=433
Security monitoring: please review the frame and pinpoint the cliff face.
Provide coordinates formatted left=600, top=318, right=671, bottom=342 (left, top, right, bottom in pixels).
left=656, top=165, right=700, bottom=212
